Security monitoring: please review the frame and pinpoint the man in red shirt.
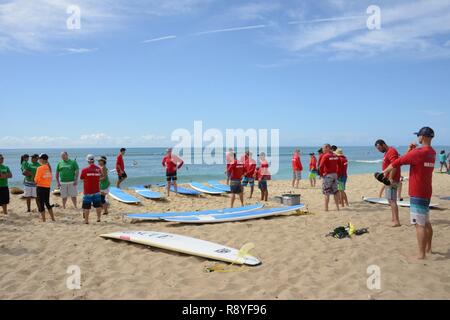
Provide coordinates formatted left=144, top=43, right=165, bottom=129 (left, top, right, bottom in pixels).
left=80, top=155, right=103, bottom=224
left=335, top=149, right=349, bottom=208
left=384, top=127, right=436, bottom=260
left=242, top=151, right=257, bottom=199
left=229, top=153, right=246, bottom=208
left=162, top=148, right=184, bottom=197
left=319, top=144, right=341, bottom=212
left=317, top=148, right=324, bottom=178
left=116, top=148, right=127, bottom=188
left=375, top=139, right=401, bottom=227
left=291, top=149, right=303, bottom=189
left=308, top=153, right=318, bottom=187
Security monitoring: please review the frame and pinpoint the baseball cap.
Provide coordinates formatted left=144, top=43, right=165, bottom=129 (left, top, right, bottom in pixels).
left=39, top=154, right=49, bottom=160
left=86, top=154, right=95, bottom=162
left=414, top=127, right=435, bottom=138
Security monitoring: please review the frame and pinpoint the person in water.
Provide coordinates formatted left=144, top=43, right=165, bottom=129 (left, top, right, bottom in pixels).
left=0, top=154, right=12, bottom=215
left=98, top=156, right=110, bottom=215
left=21, top=154, right=40, bottom=212
left=34, top=154, right=55, bottom=222
left=383, top=127, right=436, bottom=260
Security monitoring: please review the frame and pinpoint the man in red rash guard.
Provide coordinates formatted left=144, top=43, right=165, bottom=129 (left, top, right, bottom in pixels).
left=80, top=155, right=103, bottom=224
left=116, top=148, right=127, bottom=188
left=225, top=148, right=234, bottom=185
left=162, top=148, right=184, bottom=197
left=319, top=144, right=341, bottom=212
left=375, top=139, right=401, bottom=227
left=335, top=149, right=349, bottom=208
left=242, top=151, right=257, bottom=199
left=228, top=153, right=246, bottom=208
left=292, top=149, right=303, bottom=189
left=317, top=148, right=324, bottom=179
left=384, top=127, right=436, bottom=260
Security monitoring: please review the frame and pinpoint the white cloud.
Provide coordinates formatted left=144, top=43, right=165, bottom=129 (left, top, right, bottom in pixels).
left=274, top=0, right=450, bottom=59
left=0, top=133, right=170, bottom=148
left=192, top=24, right=267, bottom=36
left=0, top=0, right=214, bottom=52
left=142, top=35, right=177, bottom=43
left=63, top=47, right=98, bottom=54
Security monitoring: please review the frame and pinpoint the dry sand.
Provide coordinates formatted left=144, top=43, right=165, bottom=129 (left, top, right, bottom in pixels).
left=1, top=173, right=449, bottom=300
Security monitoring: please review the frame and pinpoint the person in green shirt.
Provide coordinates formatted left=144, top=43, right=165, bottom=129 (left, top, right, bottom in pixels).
left=0, top=154, right=13, bottom=215
left=21, top=154, right=41, bottom=212
left=98, top=156, right=111, bottom=215
left=56, top=151, right=79, bottom=209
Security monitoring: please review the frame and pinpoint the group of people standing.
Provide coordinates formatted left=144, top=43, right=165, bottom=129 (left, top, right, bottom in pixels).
left=291, top=145, right=349, bottom=211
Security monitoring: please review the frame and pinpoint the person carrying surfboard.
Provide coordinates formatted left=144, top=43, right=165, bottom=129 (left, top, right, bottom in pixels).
left=319, top=144, right=341, bottom=212
left=162, top=148, right=184, bottom=197
left=383, top=127, right=436, bottom=260
left=229, top=153, right=246, bottom=208
left=309, top=153, right=318, bottom=187
left=116, top=148, right=127, bottom=188
left=291, top=149, right=303, bottom=189
left=375, top=139, right=401, bottom=227
left=0, top=154, right=12, bottom=215
left=98, top=156, right=110, bottom=215
left=242, top=151, right=256, bottom=199
left=34, top=154, right=55, bottom=222
left=80, top=155, right=103, bottom=224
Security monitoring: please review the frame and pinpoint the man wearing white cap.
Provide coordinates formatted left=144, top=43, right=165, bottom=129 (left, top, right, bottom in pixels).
left=80, top=154, right=103, bottom=224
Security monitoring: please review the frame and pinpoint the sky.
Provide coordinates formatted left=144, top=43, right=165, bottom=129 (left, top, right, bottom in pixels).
left=1, top=0, right=450, bottom=148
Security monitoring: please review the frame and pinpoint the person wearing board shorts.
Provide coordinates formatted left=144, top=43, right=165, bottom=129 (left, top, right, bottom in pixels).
left=335, top=149, right=349, bottom=208
left=384, top=127, right=436, bottom=260
left=225, top=148, right=234, bottom=185
left=98, top=156, right=110, bottom=215
left=56, top=152, right=79, bottom=209
left=116, top=148, right=127, bottom=188
left=375, top=139, right=402, bottom=227
left=228, top=153, right=246, bottom=208
left=291, top=149, right=303, bottom=189
left=309, top=153, right=318, bottom=187
left=241, top=151, right=257, bottom=198
left=256, top=153, right=271, bottom=202
left=21, top=154, right=40, bottom=212
left=0, top=154, right=12, bottom=215
left=162, top=148, right=184, bottom=197
left=34, top=154, right=55, bottom=222
left=319, top=144, right=341, bottom=212
left=80, top=155, right=103, bottom=224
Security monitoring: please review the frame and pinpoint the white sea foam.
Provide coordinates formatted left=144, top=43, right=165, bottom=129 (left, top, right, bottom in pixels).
left=353, top=159, right=383, bottom=164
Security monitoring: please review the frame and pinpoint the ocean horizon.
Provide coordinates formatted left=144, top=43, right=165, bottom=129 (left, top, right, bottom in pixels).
left=2, top=146, right=449, bottom=188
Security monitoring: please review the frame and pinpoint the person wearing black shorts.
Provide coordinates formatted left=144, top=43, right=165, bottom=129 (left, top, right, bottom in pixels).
left=162, top=148, right=184, bottom=197
left=116, top=148, right=127, bottom=188
left=0, top=154, right=12, bottom=215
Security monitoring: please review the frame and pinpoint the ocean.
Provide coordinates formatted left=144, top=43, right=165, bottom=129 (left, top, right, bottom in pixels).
left=2, top=146, right=449, bottom=188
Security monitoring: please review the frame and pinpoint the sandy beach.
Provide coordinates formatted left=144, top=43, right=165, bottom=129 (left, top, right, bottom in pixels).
left=1, top=172, right=449, bottom=300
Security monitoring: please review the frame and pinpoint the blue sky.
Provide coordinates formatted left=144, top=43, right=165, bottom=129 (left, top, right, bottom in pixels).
left=1, top=0, right=450, bottom=148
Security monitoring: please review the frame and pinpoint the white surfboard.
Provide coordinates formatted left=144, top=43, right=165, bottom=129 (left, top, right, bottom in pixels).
left=109, top=187, right=141, bottom=204
left=189, top=182, right=225, bottom=195
left=100, top=231, right=261, bottom=266
left=164, top=205, right=305, bottom=224
left=363, top=197, right=439, bottom=208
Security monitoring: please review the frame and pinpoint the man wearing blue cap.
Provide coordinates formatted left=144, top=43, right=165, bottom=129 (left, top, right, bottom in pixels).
left=383, top=127, right=436, bottom=260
